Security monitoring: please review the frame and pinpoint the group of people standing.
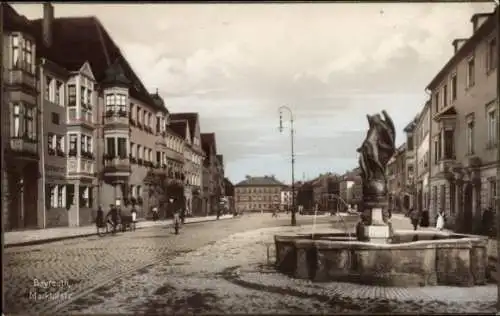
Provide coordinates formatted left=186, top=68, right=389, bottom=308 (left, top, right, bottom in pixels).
left=95, top=203, right=138, bottom=233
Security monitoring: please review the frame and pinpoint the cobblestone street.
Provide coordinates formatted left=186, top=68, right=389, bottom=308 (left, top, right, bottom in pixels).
left=4, top=213, right=343, bottom=315
left=6, top=212, right=496, bottom=315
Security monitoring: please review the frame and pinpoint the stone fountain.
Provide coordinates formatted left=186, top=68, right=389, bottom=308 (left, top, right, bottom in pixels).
left=274, top=111, right=489, bottom=287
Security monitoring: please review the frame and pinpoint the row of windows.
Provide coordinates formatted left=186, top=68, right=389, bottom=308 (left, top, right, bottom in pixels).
left=11, top=102, right=36, bottom=141
left=432, top=102, right=497, bottom=163
left=236, top=187, right=281, bottom=194
left=46, top=184, right=93, bottom=209
left=237, top=195, right=280, bottom=202
left=46, top=133, right=94, bottom=157
left=11, top=34, right=35, bottom=74
left=434, top=37, right=496, bottom=113
left=238, top=204, right=279, bottom=210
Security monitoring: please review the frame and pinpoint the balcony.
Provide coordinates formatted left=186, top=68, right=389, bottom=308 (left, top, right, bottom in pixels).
left=67, top=108, right=95, bottom=129
left=9, top=137, right=38, bottom=158
left=103, top=156, right=131, bottom=176
left=104, top=110, right=129, bottom=129
left=437, top=158, right=456, bottom=175
left=67, top=157, right=95, bottom=176
left=7, top=68, right=36, bottom=90
left=152, top=162, right=167, bottom=174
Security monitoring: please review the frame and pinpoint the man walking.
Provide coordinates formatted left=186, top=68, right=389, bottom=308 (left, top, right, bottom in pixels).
left=409, top=207, right=420, bottom=231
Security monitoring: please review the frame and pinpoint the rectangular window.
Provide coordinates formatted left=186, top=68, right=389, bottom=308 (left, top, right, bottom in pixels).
left=442, top=84, right=448, bottom=108
left=86, top=136, right=92, bottom=153
left=137, top=145, right=142, bottom=159
left=11, top=35, right=20, bottom=68
left=466, top=120, right=474, bottom=155
left=118, top=137, right=127, bottom=159
left=79, top=186, right=89, bottom=208
left=118, top=94, right=126, bottom=112
left=51, top=112, right=60, bottom=125
left=488, top=38, right=497, bottom=72
left=68, top=85, right=76, bottom=106
left=156, top=117, right=161, bottom=134
left=433, top=138, right=440, bottom=163
left=81, top=86, right=86, bottom=107
left=136, top=107, right=141, bottom=123
left=24, top=38, right=34, bottom=73
left=156, top=151, right=161, bottom=163
left=87, top=90, right=93, bottom=108
left=490, top=178, right=497, bottom=208
left=45, top=76, right=52, bottom=101
left=25, top=106, right=34, bottom=141
left=443, top=131, right=452, bottom=159
left=439, top=184, right=445, bottom=214
left=55, top=81, right=62, bottom=105
left=80, top=134, right=85, bottom=156
left=12, top=103, right=21, bottom=138
left=47, top=133, right=55, bottom=152
left=467, top=56, right=475, bottom=87
left=488, top=108, right=497, bottom=147
left=106, top=138, right=116, bottom=157
left=451, top=74, right=457, bottom=101
left=69, top=133, right=77, bottom=156
left=434, top=92, right=440, bottom=113
left=57, top=185, right=64, bottom=208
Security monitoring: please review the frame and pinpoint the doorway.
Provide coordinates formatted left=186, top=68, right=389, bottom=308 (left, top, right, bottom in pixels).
left=463, top=183, right=473, bottom=233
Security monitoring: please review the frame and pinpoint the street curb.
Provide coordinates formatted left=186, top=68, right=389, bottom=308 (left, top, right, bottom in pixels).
left=4, top=216, right=234, bottom=249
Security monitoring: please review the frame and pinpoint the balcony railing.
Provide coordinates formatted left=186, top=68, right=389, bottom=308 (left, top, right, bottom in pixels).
left=66, top=157, right=94, bottom=175
left=67, top=108, right=94, bottom=127
left=10, top=137, right=38, bottom=156
left=103, top=156, right=131, bottom=173
left=8, top=68, right=36, bottom=88
left=104, top=110, right=129, bottom=127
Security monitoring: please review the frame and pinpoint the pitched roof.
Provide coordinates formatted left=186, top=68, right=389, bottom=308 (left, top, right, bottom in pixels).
left=3, top=3, right=34, bottom=34
left=235, top=176, right=285, bottom=187
left=170, top=113, right=199, bottom=142
left=201, top=133, right=216, bottom=156
left=26, top=14, right=162, bottom=110
left=168, top=121, right=187, bottom=139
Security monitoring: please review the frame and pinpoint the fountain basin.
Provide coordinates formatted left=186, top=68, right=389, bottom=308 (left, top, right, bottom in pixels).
left=274, top=230, right=489, bottom=287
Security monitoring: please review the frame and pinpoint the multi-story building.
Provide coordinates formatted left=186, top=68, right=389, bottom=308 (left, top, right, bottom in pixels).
left=215, top=154, right=225, bottom=203
left=311, top=173, right=341, bottom=211
left=339, top=168, right=362, bottom=210
left=296, top=181, right=314, bottom=211
left=414, top=100, right=432, bottom=215
left=280, top=186, right=292, bottom=211
left=223, top=177, right=235, bottom=213
left=386, top=143, right=407, bottom=212
left=234, top=175, right=284, bottom=212
left=170, top=113, right=204, bottom=216
left=403, top=118, right=417, bottom=210
left=3, top=4, right=40, bottom=230
left=201, top=132, right=218, bottom=215
left=2, top=3, right=224, bottom=229
left=427, top=9, right=497, bottom=232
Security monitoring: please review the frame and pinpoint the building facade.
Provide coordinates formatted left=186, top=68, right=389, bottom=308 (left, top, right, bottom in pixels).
left=414, top=101, right=432, bottom=215
left=339, top=169, right=362, bottom=210
left=280, top=186, right=292, bottom=211
left=170, top=113, right=204, bottom=216
left=2, top=3, right=225, bottom=230
left=427, top=10, right=497, bottom=232
left=234, top=176, right=284, bottom=212
left=387, top=144, right=407, bottom=213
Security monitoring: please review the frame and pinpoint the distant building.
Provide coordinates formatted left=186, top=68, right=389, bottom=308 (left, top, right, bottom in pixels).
left=339, top=170, right=362, bottom=210
left=387, top=143, right=408, bottom=212
left=234, top=175, right=284, bottom=212
left=296, top=181, right=314, bottom=210
left=280, top=186, right=293, bottom=211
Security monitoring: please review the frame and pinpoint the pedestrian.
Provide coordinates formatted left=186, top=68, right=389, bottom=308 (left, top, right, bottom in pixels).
left=106, top=204, right=118, bottom=234
left=272, top=208, right=278, bottom=218
left=180, top=207, right=186, bottom=224
left=409, top=208, right=420, bottom=231
left=216, top=207, right=221, bottom=220
left=436, top=210, right=445, bottom=231
left=482, top=207, right=494, bottom=236
left=173, top=209, right=181, bottom=234
left=420, top=208, right=430, bottom=227
left=131, top=205, right=137, bottom=231
left=95, top=204, right=104, bottom=232
left=152, top=206, right=159, bottom=221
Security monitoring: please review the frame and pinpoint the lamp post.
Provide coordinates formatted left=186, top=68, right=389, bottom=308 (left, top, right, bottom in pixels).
left=495, top=2, right=500, bottom=311
left=278, top=106, right=296, bottom=226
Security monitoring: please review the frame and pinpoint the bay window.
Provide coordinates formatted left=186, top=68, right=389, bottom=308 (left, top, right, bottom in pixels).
left=80, top=134, right=85, bottom=156
left=12, top=34, right=20, bottom=68
left=81, top=86, right=86, bottom=107
left=105, top=93, right=127, bottom=115
left=118, top=137, right=127, bottom=159
left=68, top=84, right=77, bottom=107
left=55, top=80, right=63, bottom=106
left=11, top=34, right=35, bottom=73
left=86, top=136, right=92, bottom=154
left=87, top=90, right=93, bottom=108
left=69, top=133, right=78, bottom=157
left=106, top=137, right=116, bottom=158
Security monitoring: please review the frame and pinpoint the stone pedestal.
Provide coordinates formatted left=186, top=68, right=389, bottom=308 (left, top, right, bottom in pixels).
left=361, top=208, right=392, bottom=244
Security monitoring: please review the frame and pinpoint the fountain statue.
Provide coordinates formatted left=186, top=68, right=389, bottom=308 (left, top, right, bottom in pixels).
left=356, top=110, right=396, bottom=243
left=273, top=110, right=489, bottom=287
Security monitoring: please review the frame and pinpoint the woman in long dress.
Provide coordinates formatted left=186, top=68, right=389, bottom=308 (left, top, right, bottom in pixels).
left=436, top=211, right=445, bottom=231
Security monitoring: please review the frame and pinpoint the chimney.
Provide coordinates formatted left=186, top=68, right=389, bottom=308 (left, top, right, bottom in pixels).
left=452, top=38, right=467, bottom=54
left=43, top=2, right=54, bottom=47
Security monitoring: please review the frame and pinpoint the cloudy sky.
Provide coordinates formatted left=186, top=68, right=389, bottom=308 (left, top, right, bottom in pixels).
left=14, top=2, right=496, bottom=184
